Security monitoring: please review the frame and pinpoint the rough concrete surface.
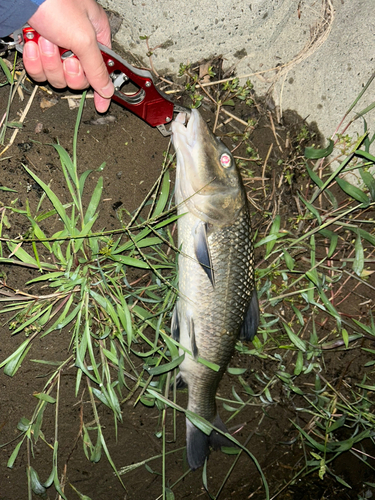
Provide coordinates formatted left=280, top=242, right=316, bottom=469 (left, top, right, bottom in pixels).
left=101, top=0, right=375, bottom=178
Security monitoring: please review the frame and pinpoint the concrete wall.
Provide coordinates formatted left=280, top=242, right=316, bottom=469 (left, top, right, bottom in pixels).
left=101, top=0, right=375, bottom=176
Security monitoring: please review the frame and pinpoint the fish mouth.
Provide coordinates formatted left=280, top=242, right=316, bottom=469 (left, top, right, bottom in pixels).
left=171, top=109, right=198, bottom=149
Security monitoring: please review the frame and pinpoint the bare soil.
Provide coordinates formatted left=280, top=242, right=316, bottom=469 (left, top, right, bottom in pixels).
left=0, top=61, right=375, bottom=500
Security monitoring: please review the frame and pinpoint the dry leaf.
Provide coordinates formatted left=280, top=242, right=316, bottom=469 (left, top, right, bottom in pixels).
left=199, top=61, right=212, bottom=84
left=40, top=97, right=58, bottom=110
left=67, top=98, right=81, bottom=110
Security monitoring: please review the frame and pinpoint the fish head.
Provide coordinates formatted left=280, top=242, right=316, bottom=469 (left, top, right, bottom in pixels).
left=172, top=108, right=247, bottom=225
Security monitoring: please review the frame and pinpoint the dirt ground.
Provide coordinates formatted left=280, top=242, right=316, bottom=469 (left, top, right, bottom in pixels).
left=0, top=56, right=375, bottom=500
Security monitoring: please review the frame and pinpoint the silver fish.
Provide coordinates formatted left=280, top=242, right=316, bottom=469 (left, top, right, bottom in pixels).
left=171, top=108, right=259, bottom=470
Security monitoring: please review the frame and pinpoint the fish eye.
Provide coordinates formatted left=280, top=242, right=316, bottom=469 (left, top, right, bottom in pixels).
left=219, top=153, right=232, bottom=168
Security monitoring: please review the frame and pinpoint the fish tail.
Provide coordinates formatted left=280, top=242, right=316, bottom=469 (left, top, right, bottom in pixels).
left=186, top=418, right=210, bottom=470
left=186, top=414, right=235, bottom=470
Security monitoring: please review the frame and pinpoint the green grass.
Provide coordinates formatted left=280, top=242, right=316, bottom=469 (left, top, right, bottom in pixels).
left=0, top=92, right=181, bottom=499
left=0, top=61, right=375, bottom=499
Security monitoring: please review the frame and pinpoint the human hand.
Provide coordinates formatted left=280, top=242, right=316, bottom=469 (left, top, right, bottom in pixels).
left=24, top=0, right=114, bottom=113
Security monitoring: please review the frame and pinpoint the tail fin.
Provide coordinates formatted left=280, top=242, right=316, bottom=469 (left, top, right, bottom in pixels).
left=186, top=419, right=210, bottom=470
left=186, top=414, right=235, bottom=470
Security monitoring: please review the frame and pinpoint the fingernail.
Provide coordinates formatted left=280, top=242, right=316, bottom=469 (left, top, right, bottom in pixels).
left=64, top=57, right=80, bottom=76
left=24, top=42, right=38, bottom=59
left=39, top=38, right=56, bottom=56
left=100, top=80, right=114, bottom=98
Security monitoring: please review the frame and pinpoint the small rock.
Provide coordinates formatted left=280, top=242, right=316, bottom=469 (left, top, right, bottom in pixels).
left=34, top=122, right=43, bottom=134
left=88, top=115, right=117, bottom=126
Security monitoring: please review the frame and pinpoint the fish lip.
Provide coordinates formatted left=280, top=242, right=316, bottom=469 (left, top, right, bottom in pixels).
left=172, top=109, right=198, bottom=148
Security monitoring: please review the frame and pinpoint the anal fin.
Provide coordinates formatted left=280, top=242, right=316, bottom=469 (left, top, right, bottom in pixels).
left=239, top=288, right=260, bottom=341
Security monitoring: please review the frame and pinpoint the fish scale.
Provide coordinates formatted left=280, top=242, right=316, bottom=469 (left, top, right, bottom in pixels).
left=177, top=206, right=254, bottom=419
left=171, top=108, right=259, bottom=470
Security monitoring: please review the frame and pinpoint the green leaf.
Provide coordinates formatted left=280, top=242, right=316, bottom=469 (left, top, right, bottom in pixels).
left=165, top=487, right=175, bottom=500
left=354, top=149, right=375, bottom=162
left=294, top=351, right=304, bottom=376
left=0, top=57, right=13, bottom=83
left=298, top=193, right=321, bottom=224
left=265, top=215, right=280, bottom=257
left=7, top=440, right=23, bottom=468
left=29, top=467, right=47, bottom=496
left=327, top=415, right=346, bottom=433
left=283, top=249, right=295, bottom=271
left=185, top=410, right=212, bottom=435
left=0, top=185, right=17, bottom=192
left=147, top=354, right=184, bottom=376
left=22, top=164, right=72, bottom=232
left=116, top=300, right=133, bottom=345
left=84, top=176, right=103, bottom=225
left=69, top=484, right=93, bottom=500
left=304, top=139, right=334, bottom=159
left=74, top=213, right=99, bottom=252
left=27, top=271, right=65, bottom=284
left=291, top=305, right=304, bottom=326
left=0, top=339, right=32, bottom=376
left=284, top=323, right=306, bottom=352
left=359, top=169, right=375, bottom=201
left=318, top=289, right=341, bottom=327
left=17, top=417, right=31, bottom=431
left=305, top=163, right=323, bottom=188
left=310, top=153, right=353, bottom=203
left=134, top=237, right=162, bottom=248
left=352, top=318, right=375, bottom=336
left=353, top=233, right=364, bottom=276
left=227, top=367, right=247, bottom=375
left=152, top=170, right=170, bottom=218
left=318, top=229, right=338, bottom=258
left=79, top=169, right=93, bottom=197
left=336, top=177, right=369, bottom=204
left=33, top=393, right=56, bottom=403
left=254, top=232, right=287, bottom=248
left=11, top=306, right=49, bottom=335
left=342, top=328, right=349, bottom=349
left=110, top=254, right=150, bottom=269
left=357, top=227, right=375, bottom=247
left=7, top=241, right=39, bottom=266
left=305, top=270, right=321, bottom=290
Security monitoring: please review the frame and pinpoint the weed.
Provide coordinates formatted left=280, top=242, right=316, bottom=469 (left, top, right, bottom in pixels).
left=1, top=62, right=375, bottom=500
left=0, top=93, right=179, bottom=499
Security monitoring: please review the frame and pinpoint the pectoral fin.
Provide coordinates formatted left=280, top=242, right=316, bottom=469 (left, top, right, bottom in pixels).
left=239, top=288, right=260, bottom=341
left=194, top=222, right=214, bottom=286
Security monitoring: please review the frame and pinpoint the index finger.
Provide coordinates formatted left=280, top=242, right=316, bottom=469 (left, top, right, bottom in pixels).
left=74, top=40, right=114, bottom=99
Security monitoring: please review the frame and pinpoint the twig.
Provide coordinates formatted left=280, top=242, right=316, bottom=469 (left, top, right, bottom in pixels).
left=262, top=143, right=273, bottom=199
left=0, top=83, right=38, bottom=157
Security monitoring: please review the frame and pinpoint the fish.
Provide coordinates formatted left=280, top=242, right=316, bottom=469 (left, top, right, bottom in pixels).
left=171, top=108, right=260, bottom=470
